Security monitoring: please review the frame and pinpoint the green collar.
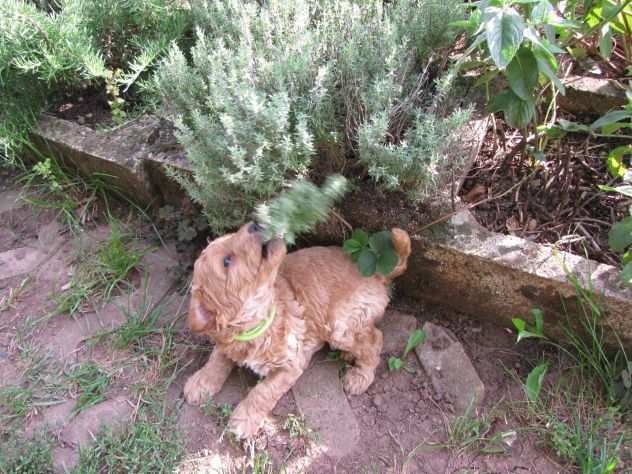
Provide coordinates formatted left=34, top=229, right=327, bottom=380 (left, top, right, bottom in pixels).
left=233, top=305, right=276, bottom=342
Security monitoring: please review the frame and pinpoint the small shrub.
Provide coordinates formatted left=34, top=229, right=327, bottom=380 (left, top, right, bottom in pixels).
left=155, top=0, right=468, bottom=232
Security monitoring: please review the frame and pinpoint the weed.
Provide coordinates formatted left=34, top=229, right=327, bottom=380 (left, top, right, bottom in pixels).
left=0, top=433, right=54, bottom=474
left=201, top=399, right=233, bottom=428
left=0, top=276, right=31, bottom=312
left=55, top=221, right=144, bottom=315
left=388, top=329, right=425, bottom=372
left=283, top=413, right=318, bottom=442
left=74, top=414, right=184, bottom=473
left=67, top=362, right=111, bottom=416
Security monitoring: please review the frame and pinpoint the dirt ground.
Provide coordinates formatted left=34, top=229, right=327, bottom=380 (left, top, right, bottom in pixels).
left=0, top=170, right=611, bottom=473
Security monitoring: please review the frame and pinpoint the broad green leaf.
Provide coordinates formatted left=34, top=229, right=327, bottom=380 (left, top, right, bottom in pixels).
left=591, top=110, right=632, bottom=131
left=506, top=47, right=538, bottom=100
left=525, top=363, right=548, bottom=402
left=388, top=357, right=403, bottom=371
left=357, top=249, right=377, bottom=277
left=474, top=69, right=501, bottom=88
left=351, top=229, right=369, bottom=247
left=484, top=7, right=525, bottom=69
left=376, top=248, right=399, bottom=276
left=599, top=24, right=614, bottom=58
left=606, top=146, right=631, bottom=179
left=624, top=251, right=632, bottom=265
left=612, top=185, right=632, bottom=198
left=531, top=0, right=554, bottom=24
left=525, top=27, right=565, bottom=94
left=489, top=89, right=534, bottom=128
left=369, top=231, right=394, bottom=254
left=621, top=261, right=632, bottom=286
left=403, top=329, right=426, bottom=357
left=609, top=216, right=632, bottom=252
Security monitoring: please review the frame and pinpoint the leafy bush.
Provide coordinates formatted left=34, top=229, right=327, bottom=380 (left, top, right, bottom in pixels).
left=0, top=0, right=191, bottom=163
left=156, top=0, right=469, bottom=232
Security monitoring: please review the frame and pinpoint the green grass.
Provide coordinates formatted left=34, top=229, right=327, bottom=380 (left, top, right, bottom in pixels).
left=201, top=399, right=233, bottom=428
left=67, top=362, right=111, bottom=416
left=73, top=414, right=184, bottom=474
left=0, top=434, right=54, bottom=474
left=54, top=221, right=144, bottom=315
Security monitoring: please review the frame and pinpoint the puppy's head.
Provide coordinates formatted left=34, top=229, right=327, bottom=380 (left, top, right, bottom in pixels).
left=188, top=222, right=287, bottom=334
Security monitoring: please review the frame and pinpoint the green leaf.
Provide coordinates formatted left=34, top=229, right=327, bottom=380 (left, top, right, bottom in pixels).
left=484, top=6, right=525, bottom=70
left=351, top=229, right=369, bottom=247
left=591, top=110, right=632, bottom=131
left=369, top=231, right=394, bottom=254
left=531, top=0, right=554, bottom=25
left=621, top=262, right=632, bottom=286
left=403, top=329, right=426, bottom=357
left=376, top=248, right=399, bottom=276
left=506, top=47, right=538, bottom=101
left=525, top=27, right=565, bottom=94
left=357, top=249, right=377, bottom=277
left=489, top=89, right=534, bottom=128
left=606, top=146, right=631, bottom=179
left=558, top=119, right=591, bottom=133
left=512, top=318, right=526, bottom=332
left=612, top=186, right=632, bottom=198
left=609, top=217, right=632, bottom=252
left=525, top=363, right=548, bottom=402
left=388, top=357, right=403, bottom=371
left=599, top=23, right=614, bottom=58
left=532, top=308, right=544, bottom=335
left=343, top=239, right=363, bottom=254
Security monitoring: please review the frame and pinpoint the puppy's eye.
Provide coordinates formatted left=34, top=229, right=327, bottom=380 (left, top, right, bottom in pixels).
left=223, top=255, right=232, bottom=268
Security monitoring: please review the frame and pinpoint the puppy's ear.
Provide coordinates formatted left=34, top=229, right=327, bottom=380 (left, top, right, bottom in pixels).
left=188, top=297, right=216, bottom=333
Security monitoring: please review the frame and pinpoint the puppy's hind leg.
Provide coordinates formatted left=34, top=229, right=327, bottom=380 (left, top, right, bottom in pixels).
left=184, top=349, right=234, bottom=405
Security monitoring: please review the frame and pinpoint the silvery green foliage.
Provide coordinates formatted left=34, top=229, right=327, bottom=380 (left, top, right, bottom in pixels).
left=256, top=175, right=348, bottom=245
left=156, top=0, right=330, bottom=233
left=156, top=0, right=467, bottom=231
left=358, top=108, right=471, bottom=200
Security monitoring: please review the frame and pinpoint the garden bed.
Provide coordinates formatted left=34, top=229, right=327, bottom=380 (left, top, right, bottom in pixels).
left=30, top=113, right=632, bottom=348
left=461, top=124, right=629, bottom=267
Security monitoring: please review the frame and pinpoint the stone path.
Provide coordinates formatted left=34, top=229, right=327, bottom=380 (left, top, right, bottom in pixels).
left=0, top=183, right=563, bottom=473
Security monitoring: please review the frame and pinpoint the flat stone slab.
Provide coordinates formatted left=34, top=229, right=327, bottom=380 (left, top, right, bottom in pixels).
left=292, top=353, right=359, bottom=460
left=415, top=322, right=485, bottom=416
left=60, top=395, right=132, bottom=447
left=0, top=246, right=46, bottom=280
left=378, top=310, right=418, bottom=354
left=559, top=75, right=627, bottom=115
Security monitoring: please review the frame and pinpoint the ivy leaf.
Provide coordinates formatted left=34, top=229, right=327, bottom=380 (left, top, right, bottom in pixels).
left=506, top=47, right=538, bottom=101
left=525, top=363, right=548, bottom=402
left=609, top=216, right=632, bottom=252
left=484, top=6, right=525, bottom=70
left=357, top=249, right=377, bottom=277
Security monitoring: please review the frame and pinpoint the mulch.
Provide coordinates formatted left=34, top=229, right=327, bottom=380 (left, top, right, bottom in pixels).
left=461, top=121, right=630, bottom=267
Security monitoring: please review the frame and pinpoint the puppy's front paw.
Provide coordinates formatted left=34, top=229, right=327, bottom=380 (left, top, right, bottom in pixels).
left=343, top=367, right=374, bottom=395
left=184, top=370, right=220, bottom=405
left=228, top=403, right=265, bottom=439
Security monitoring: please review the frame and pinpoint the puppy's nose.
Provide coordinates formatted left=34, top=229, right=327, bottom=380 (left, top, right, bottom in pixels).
left=248, top=222, right=264, bottom=233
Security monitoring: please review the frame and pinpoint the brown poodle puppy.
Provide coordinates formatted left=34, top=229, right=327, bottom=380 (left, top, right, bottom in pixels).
left=184, top=222, right=411, bottom=439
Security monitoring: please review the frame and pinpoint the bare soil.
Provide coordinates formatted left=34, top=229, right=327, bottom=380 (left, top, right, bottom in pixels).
left=0, top=172, right=580, bottom=474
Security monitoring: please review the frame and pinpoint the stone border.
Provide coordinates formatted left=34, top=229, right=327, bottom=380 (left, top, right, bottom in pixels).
left=31, top=114, right=632, bottom=347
